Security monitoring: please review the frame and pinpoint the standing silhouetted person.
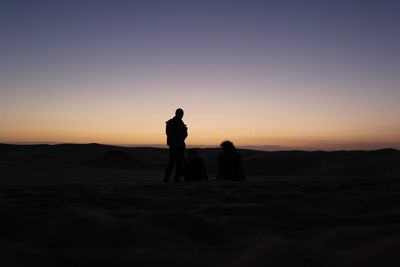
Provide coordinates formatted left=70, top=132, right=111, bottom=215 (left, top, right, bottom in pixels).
left=217, top=140, right=246, bottom=181
left=182, top=149, right=208, bottom=182
left=164, top=108, right=188, bottom=183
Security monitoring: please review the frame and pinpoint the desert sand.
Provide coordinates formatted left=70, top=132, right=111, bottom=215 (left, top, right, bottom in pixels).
left=1, top=144, right=400, bottom=267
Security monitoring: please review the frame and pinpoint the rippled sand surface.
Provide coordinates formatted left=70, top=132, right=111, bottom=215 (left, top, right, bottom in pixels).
left=1, top=175, right=400, bottom=267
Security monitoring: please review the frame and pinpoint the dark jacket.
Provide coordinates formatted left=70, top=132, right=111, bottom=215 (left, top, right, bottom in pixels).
left=183, top=156, right=208, bottom=182
left=166, top=117, right=188, bottom=147
left=217, top=152, right=246, bottom=181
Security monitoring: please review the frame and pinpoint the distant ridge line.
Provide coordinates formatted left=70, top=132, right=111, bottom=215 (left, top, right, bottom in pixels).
left=0, top=142, right=399, bottom=153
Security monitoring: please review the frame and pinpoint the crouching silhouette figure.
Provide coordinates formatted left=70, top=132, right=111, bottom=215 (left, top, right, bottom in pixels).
left=182, top=149, right=208, bottom=182
left=163, top=108, right=188, bottom=183
left=217, top=140, right=246, bottom=181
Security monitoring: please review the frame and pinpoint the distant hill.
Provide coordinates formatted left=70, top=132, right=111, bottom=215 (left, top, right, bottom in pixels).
left=1, top=143, right=399, bottom=177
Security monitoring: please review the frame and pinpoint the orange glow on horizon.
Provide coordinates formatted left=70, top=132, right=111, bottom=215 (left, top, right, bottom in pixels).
left=2, top=72, right=400, bottom=150
left=1, top=126, right=400, bottom=150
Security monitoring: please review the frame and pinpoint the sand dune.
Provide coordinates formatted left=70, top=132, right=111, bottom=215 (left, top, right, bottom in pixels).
left=1, top=177, right=400, bottom=266
left=1, top=144, right=400, bottom=266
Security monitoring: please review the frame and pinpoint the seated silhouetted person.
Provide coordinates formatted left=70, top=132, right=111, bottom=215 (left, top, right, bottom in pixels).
left=182, top=149, right=208, bottom=182
left=217, top=140, right=246, bottom=181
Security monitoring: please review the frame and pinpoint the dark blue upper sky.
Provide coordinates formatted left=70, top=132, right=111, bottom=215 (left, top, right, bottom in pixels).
left=2, top=0, right=399, bottom=72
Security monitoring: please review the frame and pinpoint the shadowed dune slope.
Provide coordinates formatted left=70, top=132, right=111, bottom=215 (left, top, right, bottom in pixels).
left=1, top=144, right=399, bottom=177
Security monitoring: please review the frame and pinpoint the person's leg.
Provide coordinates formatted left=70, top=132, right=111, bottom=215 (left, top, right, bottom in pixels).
left=164, top=147, right=177, bottom=183
left=174, top=146, right=186, bottom=182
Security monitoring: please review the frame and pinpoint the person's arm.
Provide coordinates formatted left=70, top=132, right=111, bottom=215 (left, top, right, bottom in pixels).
left=183, top=125, right=188, bottom=139
left=166, top=121, right=171, bottom=136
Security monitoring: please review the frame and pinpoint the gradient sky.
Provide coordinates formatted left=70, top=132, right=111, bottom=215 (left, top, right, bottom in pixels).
left=1, top=0, right=399, bottom=150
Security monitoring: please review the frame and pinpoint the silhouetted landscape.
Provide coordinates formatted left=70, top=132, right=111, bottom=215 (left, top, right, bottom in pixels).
left=2, top=0, right=400, bottom=265
left=1, top=143, right=400, bottom=266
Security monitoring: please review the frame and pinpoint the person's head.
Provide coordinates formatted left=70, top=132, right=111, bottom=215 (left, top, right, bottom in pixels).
left=187, top=148, right=198, bottom=159
left=220, top=140, right=236, bottom=153
left=175, top=108, right=184, bottom=119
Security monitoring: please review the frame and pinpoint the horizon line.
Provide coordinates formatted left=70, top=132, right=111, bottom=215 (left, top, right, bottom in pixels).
left=1, top=141, right=399, bottom=152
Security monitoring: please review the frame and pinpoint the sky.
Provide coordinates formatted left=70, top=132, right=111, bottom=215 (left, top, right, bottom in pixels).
left=1, top=0, right=399, bottom=150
